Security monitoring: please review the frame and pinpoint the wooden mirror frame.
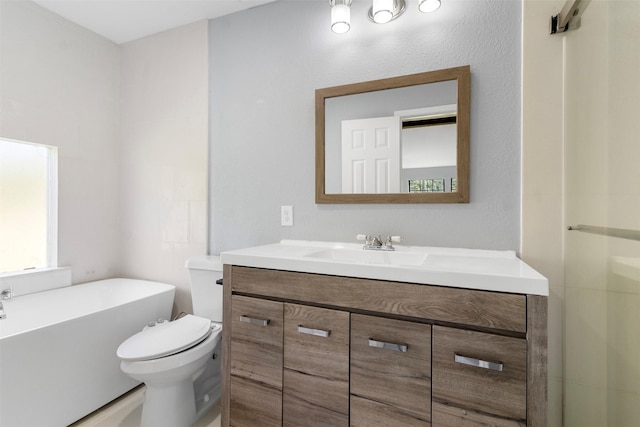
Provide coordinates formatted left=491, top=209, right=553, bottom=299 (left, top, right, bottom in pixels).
left=315, top=65, right=470, bottom=204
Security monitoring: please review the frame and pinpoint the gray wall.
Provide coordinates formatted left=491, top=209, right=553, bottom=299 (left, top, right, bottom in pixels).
left=209, top=0, right=521, bottom=253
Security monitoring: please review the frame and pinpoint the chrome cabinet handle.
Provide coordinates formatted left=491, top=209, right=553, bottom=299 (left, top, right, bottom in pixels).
left=297, top=325, right=331, bottom=338
left=368, top=338, right=408, bottom=353
left=454, top=354, right=504, bottom=372
left=239, top=315, right=270, bottom=326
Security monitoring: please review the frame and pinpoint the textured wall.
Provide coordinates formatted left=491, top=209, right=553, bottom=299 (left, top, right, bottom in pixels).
left=209, top=0, right=522, bottom=253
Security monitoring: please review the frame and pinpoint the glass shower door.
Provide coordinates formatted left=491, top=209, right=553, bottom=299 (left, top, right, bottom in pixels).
left=563, top=1, right=640, bottom=426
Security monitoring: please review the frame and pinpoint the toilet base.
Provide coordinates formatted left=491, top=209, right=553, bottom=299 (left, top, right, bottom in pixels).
left=194, top=341, right=222, bottom=417
left=140, top=379, right=197, bottom=427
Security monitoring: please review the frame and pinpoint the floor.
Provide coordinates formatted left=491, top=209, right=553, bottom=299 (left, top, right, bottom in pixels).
left=71, top=386, right=221, bottom=427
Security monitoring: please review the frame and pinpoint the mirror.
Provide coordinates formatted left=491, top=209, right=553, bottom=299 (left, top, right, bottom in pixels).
left=316, top=66, right=470, bottom=204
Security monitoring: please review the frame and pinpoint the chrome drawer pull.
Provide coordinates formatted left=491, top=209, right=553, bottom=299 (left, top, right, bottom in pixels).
left=297, top=325, right=331, bottom=337
left=368, top=339, right=408, bottom=353
left=239, top=315, right=270, bottom=326
left=454, top=354, right=504, bottom=372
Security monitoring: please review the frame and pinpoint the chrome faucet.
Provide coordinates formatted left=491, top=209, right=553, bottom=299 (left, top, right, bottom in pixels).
left=357, top=234, right=401, bottom=251
left=1, top=289, right=12, bottom=319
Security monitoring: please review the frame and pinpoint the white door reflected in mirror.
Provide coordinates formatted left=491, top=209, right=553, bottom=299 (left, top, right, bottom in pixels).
left=340, top=104, right=457, bottom=194
left=341, top=116, right=401, bottom=193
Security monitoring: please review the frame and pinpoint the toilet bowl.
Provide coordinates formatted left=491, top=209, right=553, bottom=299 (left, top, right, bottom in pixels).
left=117, top=255, right=224, bottom=427
left=117, top=315, right=222, bottom=427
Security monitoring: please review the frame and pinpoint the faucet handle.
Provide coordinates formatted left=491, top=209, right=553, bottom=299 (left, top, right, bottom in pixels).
left=1, top=288, right=12, bottom=300
left=389, top=235, right=402, bottom=243
left=356, top=234, right=367, bottom=241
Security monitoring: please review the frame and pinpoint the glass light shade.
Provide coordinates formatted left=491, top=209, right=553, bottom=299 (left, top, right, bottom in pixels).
left=331, top=4, right=350, bottom=33
left=419, top=0, right=441, bottom=13
left=372, top=0, right=394, bottom=24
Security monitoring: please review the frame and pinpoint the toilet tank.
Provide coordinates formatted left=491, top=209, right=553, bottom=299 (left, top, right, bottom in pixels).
left=185, top=256, right=223, bottom=322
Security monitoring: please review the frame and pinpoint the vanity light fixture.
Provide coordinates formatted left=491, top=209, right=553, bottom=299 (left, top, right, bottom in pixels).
left=330, top=0, right=441, bottom=33
left=368, top=0, right=406, bottom=24
left=330, top=0, right=352, bottom=34
left=418, top=0, right=441, bottom=13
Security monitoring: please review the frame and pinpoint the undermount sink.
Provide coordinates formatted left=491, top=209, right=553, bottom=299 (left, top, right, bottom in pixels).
left=306, top=248, right=428, bottom=266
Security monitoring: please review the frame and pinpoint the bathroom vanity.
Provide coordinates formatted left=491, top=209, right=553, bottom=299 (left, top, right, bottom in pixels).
left=220, top=240, right=547, bottom=427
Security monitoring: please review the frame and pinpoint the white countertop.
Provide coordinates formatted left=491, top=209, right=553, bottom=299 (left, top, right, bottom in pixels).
left=221, top=240, right=549, bottom=296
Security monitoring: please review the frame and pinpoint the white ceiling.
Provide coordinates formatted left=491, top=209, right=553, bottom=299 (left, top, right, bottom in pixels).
left=31, top=0, right=278, bottom=44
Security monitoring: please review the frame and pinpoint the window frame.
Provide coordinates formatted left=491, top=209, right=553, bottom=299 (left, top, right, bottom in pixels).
left=0, top=137, right=58, bottom=273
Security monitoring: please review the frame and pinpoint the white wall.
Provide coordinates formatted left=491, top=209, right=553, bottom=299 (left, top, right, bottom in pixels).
left=119, top=21, right=209, bottom=315
left=1, top=2, right=209, bottom=315
left=208, top=0, right=523, bottom=253
left=0, top=0, right=120, bottom=284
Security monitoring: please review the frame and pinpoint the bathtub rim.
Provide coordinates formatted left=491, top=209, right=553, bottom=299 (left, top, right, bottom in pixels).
left=0, top=277, right=176, bottom=340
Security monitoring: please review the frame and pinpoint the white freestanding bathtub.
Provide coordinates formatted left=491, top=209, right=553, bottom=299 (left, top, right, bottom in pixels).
left=0, top=277, right=175, bottom=427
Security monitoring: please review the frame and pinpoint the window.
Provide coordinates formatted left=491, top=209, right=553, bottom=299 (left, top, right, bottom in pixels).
left=408, top=178, right=445, bottom=193
left=0, top=138, right=57, bottom=273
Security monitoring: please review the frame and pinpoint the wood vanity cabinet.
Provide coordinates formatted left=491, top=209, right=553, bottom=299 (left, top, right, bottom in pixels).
left=432, top=326, right=527, bottom=426
left=221, top=266, right=547, bottom=427
left=350, top=314, right=431, bottom=426
left=283, top=304, right=350, bottom=426
left=229, top=295, right=283, bottom=427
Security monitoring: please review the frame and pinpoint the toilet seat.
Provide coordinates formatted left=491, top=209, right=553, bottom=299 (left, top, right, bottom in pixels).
left=117, top=315, right=212, bottom=361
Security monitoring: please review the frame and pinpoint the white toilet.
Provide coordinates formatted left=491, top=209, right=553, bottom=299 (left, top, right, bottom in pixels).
left=117, top=256, right=223, bottom=427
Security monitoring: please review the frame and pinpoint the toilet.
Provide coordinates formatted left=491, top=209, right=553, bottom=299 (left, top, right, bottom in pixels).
left=117, top=256, right=223, bottom=427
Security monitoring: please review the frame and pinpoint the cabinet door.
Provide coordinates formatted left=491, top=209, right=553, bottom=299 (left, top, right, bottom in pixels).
left=283, top=304, right=349, bottom=426
left=350, top=314, right=431, bottom=426
left=432, top=326, right=527, bottom=425
left=230, top=295, right=283, bottom=427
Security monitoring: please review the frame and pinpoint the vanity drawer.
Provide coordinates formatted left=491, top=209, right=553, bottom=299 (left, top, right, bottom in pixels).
left=283, top=304, right=349, bottom=426
left=350, top=314, right=431, bottom=425
left=230, top=295, right=283, bottom=388
left=283, top=303, right=349, bottom=379
left=432, top=326, right=527, bottom=422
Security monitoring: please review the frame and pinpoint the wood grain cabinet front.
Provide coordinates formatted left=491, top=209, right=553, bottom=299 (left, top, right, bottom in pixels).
left=229, top=295, right=284, bottom=427
left=283, top=304, right=350, bottom=426
left=350, top=314, right=432, bottom=427
left=432, top=325, right=527, bottom=426
left=222, top=266, right=547, bottom=427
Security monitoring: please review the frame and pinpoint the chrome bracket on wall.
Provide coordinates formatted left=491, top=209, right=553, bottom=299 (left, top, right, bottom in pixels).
left=550, top=0, right=591, bottom=34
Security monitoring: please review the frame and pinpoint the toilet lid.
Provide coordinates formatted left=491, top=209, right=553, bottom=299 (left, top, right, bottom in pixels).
left=117, top=315, right=212, bottom=362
